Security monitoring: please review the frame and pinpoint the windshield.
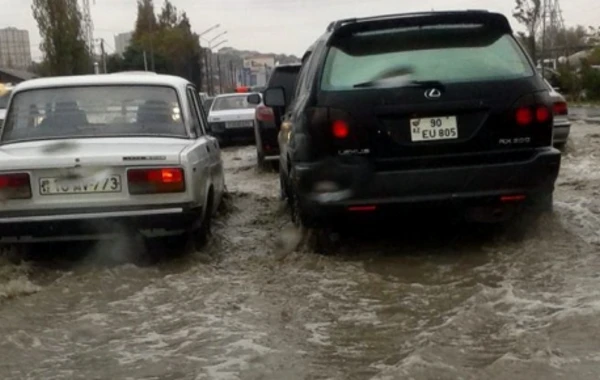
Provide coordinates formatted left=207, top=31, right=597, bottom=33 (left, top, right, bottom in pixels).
left=2, top=85, right=186, bottom=143
left=0, top=90, right=11, bottom=109
left=211, top=95, right=257, bottom=111
left=321, top=26, right=534, bottom=91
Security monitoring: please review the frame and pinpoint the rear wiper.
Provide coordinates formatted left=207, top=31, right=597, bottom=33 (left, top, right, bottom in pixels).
left=353, top=79, right=445, bottom=89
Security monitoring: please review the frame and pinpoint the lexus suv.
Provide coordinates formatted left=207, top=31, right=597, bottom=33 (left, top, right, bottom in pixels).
left=262, top=11, right=562, bottom=227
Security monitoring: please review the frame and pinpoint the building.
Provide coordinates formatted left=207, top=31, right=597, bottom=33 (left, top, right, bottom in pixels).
left=240, top=56, right=275, bottom=87
left=0, top=27, right=32, bottom=69
left=114, top=32, right=133, bottom=56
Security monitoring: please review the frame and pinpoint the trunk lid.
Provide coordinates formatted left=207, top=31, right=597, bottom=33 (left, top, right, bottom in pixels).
left=0, top=137, right=191, bottom=209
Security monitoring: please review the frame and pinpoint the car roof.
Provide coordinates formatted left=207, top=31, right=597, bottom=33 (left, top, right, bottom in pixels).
left=13, top=73, right=191, bottom=92
left=324, top=10, right=511, bottom=37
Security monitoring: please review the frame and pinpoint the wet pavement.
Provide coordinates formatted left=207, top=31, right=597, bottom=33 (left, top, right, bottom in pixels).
left=0, top=121, right=600, bottom=379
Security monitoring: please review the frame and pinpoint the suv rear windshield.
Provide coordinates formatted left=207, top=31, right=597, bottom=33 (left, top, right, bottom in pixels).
left=268, top=67, right=300, bottom=101
left=2, top=85, right=186, bottom=143
left=321, top=24, right=534, bottom=91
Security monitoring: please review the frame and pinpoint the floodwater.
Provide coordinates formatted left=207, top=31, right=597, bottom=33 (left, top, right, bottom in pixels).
left=1, top=121, right=599, bottom=380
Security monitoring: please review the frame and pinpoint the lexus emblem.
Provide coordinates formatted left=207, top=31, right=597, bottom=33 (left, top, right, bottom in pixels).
left=424, top=88, right=442, bottom=99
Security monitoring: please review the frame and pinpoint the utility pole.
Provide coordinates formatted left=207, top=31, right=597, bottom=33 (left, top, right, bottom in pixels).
left=229, top=60, right=234, bottom=89
left=100, top=38, right=107, bottom=73
left=540, top=0, right=567, bottom=73
left=217, top=54, right=223, bottom=94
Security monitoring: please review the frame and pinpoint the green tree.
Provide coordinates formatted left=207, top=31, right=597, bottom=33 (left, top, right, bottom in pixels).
left=513, top=0, right=542, bottom=63
left=31, top=0, right=91, bottom=75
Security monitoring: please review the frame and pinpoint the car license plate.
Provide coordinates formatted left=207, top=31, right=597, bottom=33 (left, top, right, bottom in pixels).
left=226, top=120, right=253, bottom=129
left=39, top=175, right=122, bottom=195
left=410, top=116, right=458, bottom=142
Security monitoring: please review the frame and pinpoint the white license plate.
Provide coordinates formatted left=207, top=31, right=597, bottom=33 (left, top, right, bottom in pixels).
left=39, top=175, right=122, bottom=195
left=410, top=116, right=458, bottom=142
left=226, top=120, right=253, bottom=129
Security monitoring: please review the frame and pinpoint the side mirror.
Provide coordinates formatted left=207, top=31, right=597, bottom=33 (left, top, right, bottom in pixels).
left=263, top=87, right=286, bottom=108
left=247, top=93, right=261, bottom=105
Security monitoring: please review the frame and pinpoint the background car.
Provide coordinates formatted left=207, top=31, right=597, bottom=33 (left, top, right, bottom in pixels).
left=264, top=10, right=561, bottom=228
left=0, top=73, right=224, bottom=251
left=545, top=79, right=571, bottom=148
left=248, top=63, right=301, bottom=170
left=203, top=96, right=214, bottom=113
left=207, top=93, right=258, bottom=145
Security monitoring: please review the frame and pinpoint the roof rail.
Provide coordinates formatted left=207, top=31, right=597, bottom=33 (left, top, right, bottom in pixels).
left=327, top=10, right=493, bottom=32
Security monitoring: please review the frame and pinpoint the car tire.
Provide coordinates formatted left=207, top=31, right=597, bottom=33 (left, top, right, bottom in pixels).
left=271, top=160, right=280, bottom=172
left=279, top=170, right=288, bottom=200
left=193, top=189, right=214, bottom=250
left=530, top=191, right=554, bottom=214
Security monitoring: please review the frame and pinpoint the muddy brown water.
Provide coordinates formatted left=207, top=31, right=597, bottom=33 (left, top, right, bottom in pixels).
left=1, top=122, right=599, bottom=380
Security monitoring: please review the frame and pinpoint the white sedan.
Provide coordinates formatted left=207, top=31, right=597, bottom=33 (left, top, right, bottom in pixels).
left=0, top=73, right=225, bottom=249
left=207, top=93, right=258, bottom=144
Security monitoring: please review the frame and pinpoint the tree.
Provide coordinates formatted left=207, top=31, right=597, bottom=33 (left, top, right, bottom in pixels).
left=513, top=0, right=542, bottom=63
left=32, top=0, right=91, bottom=75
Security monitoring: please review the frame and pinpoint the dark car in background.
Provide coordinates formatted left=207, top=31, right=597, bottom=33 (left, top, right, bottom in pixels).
left=262, top=10, right=561, bottom=228
left=248, top=63, right=301, bottom=169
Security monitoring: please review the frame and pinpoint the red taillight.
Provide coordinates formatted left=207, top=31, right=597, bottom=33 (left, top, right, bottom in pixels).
left=127, top=168, right=185, bottom=194
left=332, top=120, right=349, bottom=139
left=348, top=205, right=377, bottom=212
left=553, top=101, right=568, bottom=116
left=500, top=195, right=526, bottom=202
left=256, top=105, right=274, bottom=122
left=515, top=107, right=533, bottom=126
left=536, top=106, right=551, bottom=123
left=0, top=172, right=31, bottom=199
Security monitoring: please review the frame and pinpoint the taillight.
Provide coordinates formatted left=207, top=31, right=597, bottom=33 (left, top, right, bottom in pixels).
left=127, top=168, right=185, bottom=194
left=256, top=105, right=274, bottom=122
left=553, top=101, right=568, bottom=116
left=515, top=107, right=533, bottom=126
left=535, top=106, right=550, bottom=123
left=515, top=105, right=552, bottom=126
left=0, top=172, right=31, bottom=199
left=332, top=120, right=350, bottom=139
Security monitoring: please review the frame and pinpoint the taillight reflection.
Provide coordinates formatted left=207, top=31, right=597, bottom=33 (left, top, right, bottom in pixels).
left=127, top=168, right=185, bottom=194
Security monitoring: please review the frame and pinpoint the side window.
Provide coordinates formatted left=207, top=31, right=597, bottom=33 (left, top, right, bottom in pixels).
left=186, top=87, right=203, bottom=137
left=294, top=54, right=312, bottom=99
left=191, top=90, right=208, bottom=135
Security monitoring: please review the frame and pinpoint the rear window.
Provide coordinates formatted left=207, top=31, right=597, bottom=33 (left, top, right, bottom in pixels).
left=268, top=67, right=300, bottom=100
left=211, top=95, right=256, bottom=111
left=321, top=25, right=534, bottom=91
left=2, top=85, right=186, bottom=143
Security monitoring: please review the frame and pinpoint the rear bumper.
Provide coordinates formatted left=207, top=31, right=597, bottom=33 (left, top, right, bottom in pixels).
left=292, top=148, right=561, bottom=213
left=0, top=203, right=202, bottom=242
left=553, top=123, right=571, bottom=144
left=211, top=124, right=255, bottom=142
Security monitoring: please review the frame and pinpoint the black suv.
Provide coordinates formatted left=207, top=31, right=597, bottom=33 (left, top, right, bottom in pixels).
left=248, top=64, right=301, bottom=169
left=262, top=11, right=561, bottom=226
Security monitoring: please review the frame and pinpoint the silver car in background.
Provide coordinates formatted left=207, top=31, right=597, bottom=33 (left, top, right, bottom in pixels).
left=0, top=73, right=225, bottom=249
left=545, top=79, right=571, bottom=148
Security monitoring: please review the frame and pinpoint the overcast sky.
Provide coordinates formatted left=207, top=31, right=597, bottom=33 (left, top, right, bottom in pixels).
left=1, top=0, right=599, bottom=60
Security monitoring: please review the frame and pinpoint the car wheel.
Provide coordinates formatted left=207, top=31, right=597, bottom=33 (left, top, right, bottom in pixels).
left=271, top=160, right=280, bottom=172
left=193, top=189, right=214, bottom=250
left=530, top=192, right=554, bottom=214
left=554, top=142, right=566, bottom=150
left=279, top=170, right=288, bottom=200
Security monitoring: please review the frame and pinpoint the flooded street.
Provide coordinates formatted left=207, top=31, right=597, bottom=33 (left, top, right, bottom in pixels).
left=1, top=120, right=600, bottom=380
